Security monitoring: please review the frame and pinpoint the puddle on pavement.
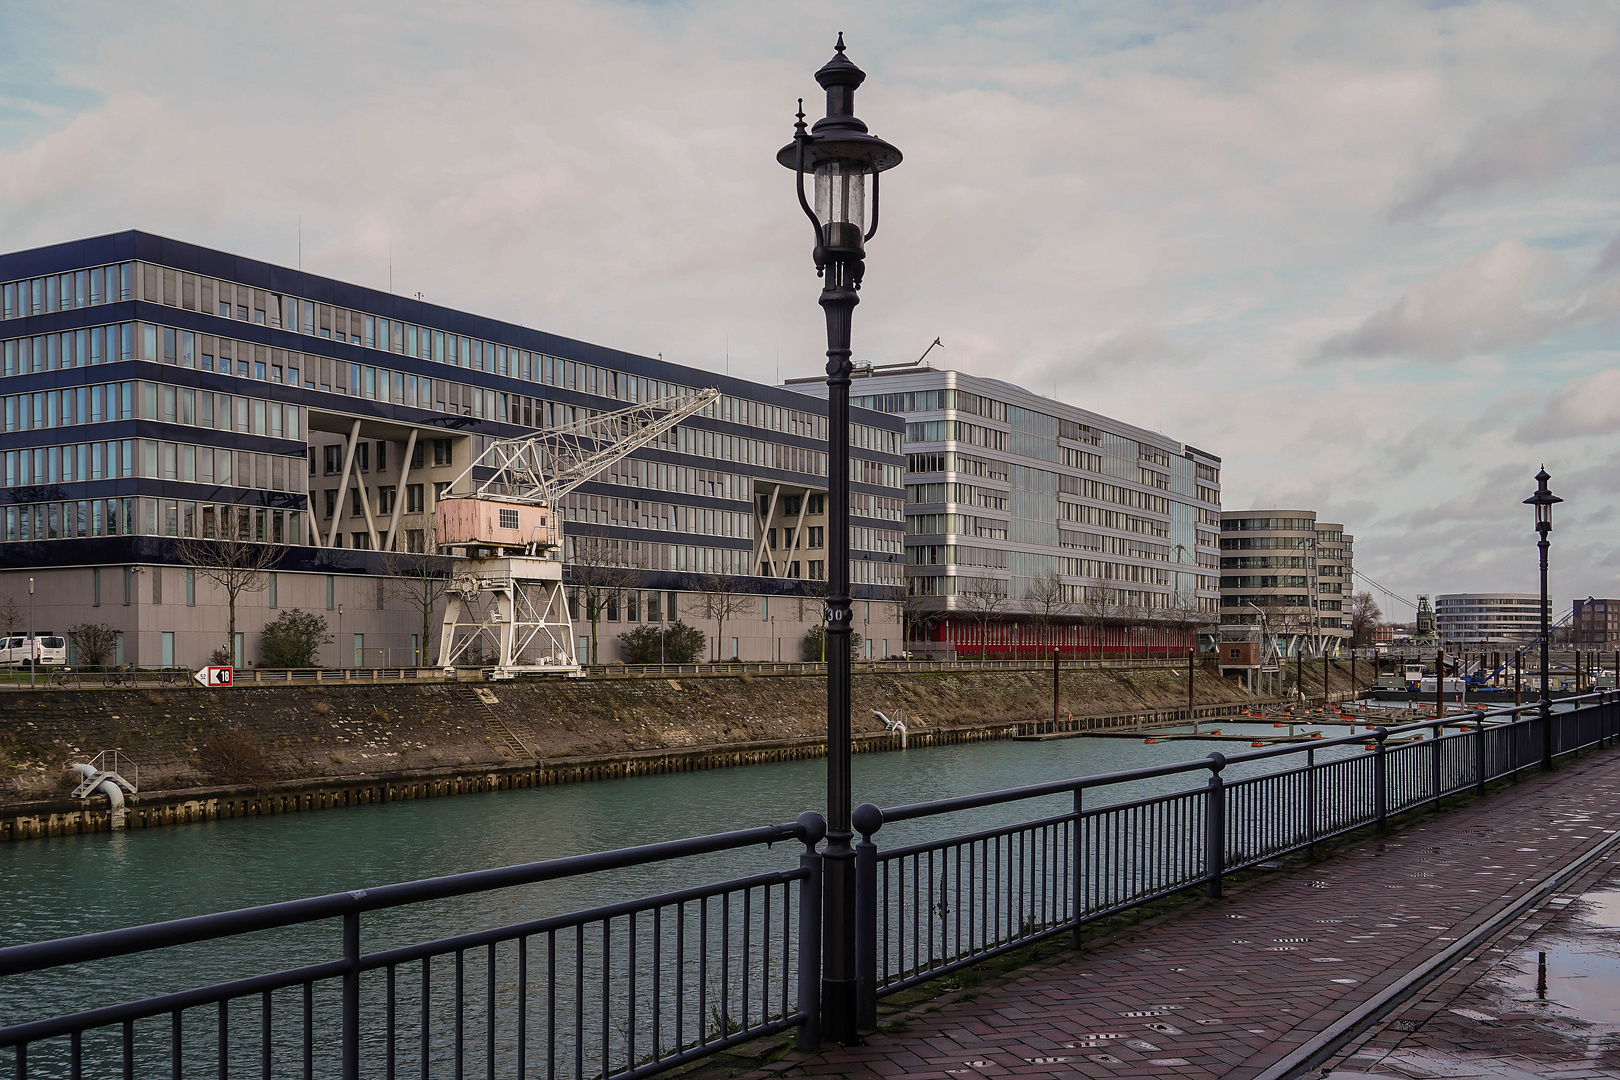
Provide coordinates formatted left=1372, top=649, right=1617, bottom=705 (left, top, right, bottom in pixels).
left=1491, top=888, right=1620, bottom=1023
left=1497, top=943, right=1620, bottom=1023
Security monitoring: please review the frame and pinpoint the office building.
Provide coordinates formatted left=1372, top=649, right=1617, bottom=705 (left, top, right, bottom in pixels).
left=1571, top=598, right=1620, bottom=647
left=0, top=231, right=905, bottom=668
left=1433, top=594, right=1540, bottom=646
left=787, top=367, right=1222, bottom=659
left=1219, top=511, right=1354, bottom=657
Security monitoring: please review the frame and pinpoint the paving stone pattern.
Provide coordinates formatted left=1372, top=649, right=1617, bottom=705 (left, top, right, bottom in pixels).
left=761, top=745, right=1620, bottom=1079
left=1323, top=821, right=1620, bottom=1077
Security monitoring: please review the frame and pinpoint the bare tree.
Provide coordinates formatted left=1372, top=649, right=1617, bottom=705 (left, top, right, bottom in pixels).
left=1077, top=587, right=1124, bottom=661
left=176, top=523, right=281, bottom=665
left=69, top=622, right=120, bottom=667
left=1164, top=589, right=1211, bottom=655
left=566, top=529, right=645, bottom=664
left=695, top=574, right=758, bottom=660
left=1023, top=568, right=1075, bottom=653
left=956, top=575, right=1009, bottom=659
left=1347, top=591, right=1383, bottom=648
left=0, top=592, right=21, bottom=643
left=379, top=549, right=455, bottom=666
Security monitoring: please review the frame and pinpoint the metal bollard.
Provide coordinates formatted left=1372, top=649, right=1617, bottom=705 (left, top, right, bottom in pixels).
left=797, top=812, right=827, bottom=1051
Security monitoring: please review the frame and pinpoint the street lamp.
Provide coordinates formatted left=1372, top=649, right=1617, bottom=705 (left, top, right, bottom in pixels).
left=1524, top=466, right=1561, bottom=768
left=28, top=576, right=35, bottom=690
left=779, top=33, right=902, bottom=1045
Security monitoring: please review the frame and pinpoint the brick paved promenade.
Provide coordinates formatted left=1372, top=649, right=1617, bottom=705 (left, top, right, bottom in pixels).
left=763, top=743, right=1620, bottom=1079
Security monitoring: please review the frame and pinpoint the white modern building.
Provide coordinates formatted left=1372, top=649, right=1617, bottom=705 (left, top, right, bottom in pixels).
left=788, top=367, right=1222, bottom=659
left=1435, top=594, right=1540, bottom=646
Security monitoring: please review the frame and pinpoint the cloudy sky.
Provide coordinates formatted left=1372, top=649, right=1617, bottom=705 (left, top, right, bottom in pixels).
left=3, top=1, right=1618, bottom=620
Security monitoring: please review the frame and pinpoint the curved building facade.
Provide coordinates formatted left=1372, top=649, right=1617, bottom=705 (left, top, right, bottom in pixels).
left=1434, top=593, right=1540, bottom=646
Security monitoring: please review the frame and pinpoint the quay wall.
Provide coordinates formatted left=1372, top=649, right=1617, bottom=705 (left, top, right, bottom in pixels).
left=0, top=662, right=1356, bottom=841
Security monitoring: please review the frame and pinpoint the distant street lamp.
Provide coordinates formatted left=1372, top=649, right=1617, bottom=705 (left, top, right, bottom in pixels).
left=1524, top=466, right=1562, bottom=768
left=779, top=33, right=902, bottom=1045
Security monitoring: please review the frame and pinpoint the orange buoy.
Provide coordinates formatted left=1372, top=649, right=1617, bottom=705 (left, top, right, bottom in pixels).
left=1144, top=738, right=1157, bottom=744
left=1311, top=732, right=1324, bottom=738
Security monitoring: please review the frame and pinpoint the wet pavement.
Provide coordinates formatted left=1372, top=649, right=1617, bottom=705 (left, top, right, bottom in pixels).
left=1324, top=867, right=1620, bottom=1078
left=749, top=743, right=1620, bottom=1079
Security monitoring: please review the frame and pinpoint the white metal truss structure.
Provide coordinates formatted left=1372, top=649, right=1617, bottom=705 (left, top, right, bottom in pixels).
left=440, top=389, right=721, bottom=518
left=436, top=388, right=720, bottom=679
left=437, top=557, right=576, bottom=679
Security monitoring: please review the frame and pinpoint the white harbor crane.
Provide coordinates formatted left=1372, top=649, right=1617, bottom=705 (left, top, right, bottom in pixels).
left=433, top=387, right=721, bottom=679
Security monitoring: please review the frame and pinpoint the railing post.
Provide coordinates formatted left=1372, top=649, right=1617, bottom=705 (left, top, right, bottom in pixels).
left=1305, top=747, right=1317, bottom=860
left=1070, top=787, right=1084, bottom=947
left=1430, top=721, right=1442, bottom=803
left=1474, top=714, right=1486, bottom=795
left=1204, top=752, right=1226, bottom=899
left=796, top=811, right=826, bottom=1052
left=852, top=803, right=882, bottom=1032
left=342, top=909, right=360, bottom=1080
left=1373, top=727, right=1389, bottom=833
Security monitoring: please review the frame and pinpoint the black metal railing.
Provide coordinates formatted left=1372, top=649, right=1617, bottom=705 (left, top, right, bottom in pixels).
left=5, top=694, right=1618, bottom=1075
left=0, top=814, right=825, bottom=1080
left=848, top=692, right=1620, bottom=1026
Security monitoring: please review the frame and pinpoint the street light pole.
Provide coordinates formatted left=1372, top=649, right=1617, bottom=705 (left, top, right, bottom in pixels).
left=1524, top=467, right=1561, bottom=769
left=28, top=576, right=35, bottom=689
left=780, top=34, right=902, bottom=1046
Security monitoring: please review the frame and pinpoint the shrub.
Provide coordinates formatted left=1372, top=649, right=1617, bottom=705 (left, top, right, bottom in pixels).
left=197, top=729, right=274, bottom=785
left=208, top=646, right=232, bottom=666
left=259, top=609, right=332, bottom=669
left=801, top=625, right=863, bottom=662
left=68, top=623, right=120, bottom=668
left=616, top=620, right=707, bottom=663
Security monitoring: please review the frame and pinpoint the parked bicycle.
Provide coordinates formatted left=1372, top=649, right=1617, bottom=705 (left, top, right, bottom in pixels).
left=101, top=666, right=138, bottom=688
left=45, top=669, right=82, bottom=689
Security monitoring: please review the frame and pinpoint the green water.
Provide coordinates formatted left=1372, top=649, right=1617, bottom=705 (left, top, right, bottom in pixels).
left=0, top=723, right=1361, bottom=1073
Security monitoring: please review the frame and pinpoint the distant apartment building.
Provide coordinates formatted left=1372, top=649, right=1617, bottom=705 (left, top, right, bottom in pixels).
left=1572, top=598, right=1620, bottom=646
left=788, top=367, right=1222, bottom=659
left=1434, top=594, right=1540, bottom=646
left=1219, top=511, right=1354, bottom=657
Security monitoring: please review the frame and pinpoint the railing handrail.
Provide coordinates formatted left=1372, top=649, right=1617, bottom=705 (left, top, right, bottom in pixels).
left=858, top=694, right=1610, bottom=833
left=0, top=812, right=825, bottom=978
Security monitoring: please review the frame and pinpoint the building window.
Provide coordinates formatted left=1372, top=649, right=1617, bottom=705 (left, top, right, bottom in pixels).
left=324, top=445, right=342, bottom=474
left=406, top=484, right=424, bottom=514
left=807, top=494, right=825, bottom=515
left=92, top=567, right=100, bottom=606
left=352, top=532, right=372, bottom=550
left=352, top=490, right=365, bottom=517
left=377, top=487, right=396, bottom=515
left=152, top=568, right=162, bottom=605
left=376, top=441, right=387, bottom=473
left=406, top=530, right=425, bottom=553
left=433, top=439, right=453, bottom=467
left=499, top=507, right=519, bottom=529
left=434, top=481, right=452, bottom=502
left=324, top=490, right=337, bottom=518
left=186, top=569, right=195, bottom=607
left=326, top=575, right=335, bottom=610
left=268, top=573, right=277, bottom=608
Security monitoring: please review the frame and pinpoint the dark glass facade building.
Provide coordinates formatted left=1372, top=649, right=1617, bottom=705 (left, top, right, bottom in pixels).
left=0, top=231, right=904, bottom=667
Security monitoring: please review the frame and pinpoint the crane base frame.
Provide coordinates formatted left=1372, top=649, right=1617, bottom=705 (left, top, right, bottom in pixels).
left=437, top=556, right=580, bottom=680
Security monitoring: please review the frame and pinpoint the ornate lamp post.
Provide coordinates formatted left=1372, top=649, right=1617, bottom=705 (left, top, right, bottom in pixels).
left=1524, top=467, right=1561, bottom=768
left=779, top=34, right=902, bottom=1044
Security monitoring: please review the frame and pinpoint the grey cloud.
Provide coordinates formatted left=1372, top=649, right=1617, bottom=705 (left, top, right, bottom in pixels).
left=1318, top=239, right=1579, bottom=362
left=1391, top=52, right=1620, bottom=221
left=1517, top=368, right=1620, bottom=443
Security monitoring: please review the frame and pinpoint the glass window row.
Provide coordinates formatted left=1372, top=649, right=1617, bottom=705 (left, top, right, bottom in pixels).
left=0, top=264, right=132, bottom=320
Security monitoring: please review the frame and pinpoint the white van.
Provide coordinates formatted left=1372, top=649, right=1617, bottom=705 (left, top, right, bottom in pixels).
left=0, top=635, right=68, bottom=667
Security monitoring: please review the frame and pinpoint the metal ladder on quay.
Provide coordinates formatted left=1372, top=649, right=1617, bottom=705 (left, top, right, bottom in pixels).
left=459, top=686, right=535, bottom=761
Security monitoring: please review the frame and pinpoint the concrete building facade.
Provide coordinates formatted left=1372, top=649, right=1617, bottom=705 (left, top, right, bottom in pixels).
left=1219, top=511, right=1355, bottom=657
left=0, top=232, right=905, bottom=668
left=788, top=367, right=1223, bottom=659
